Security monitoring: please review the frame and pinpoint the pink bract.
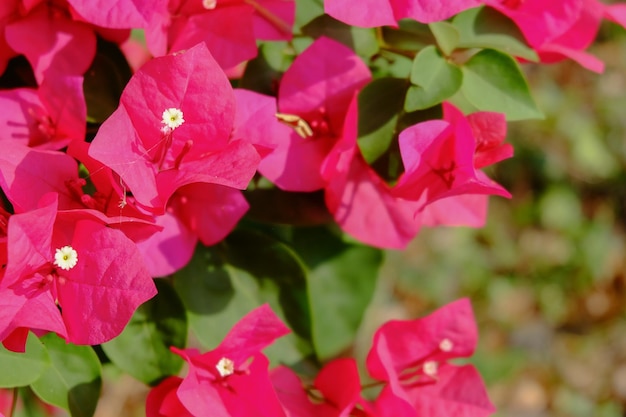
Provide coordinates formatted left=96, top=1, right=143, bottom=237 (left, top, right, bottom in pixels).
left=325, top=0, right=481, bottom=28
left=145, top=0, right=294, bottom=68
left=0, top=193, right=156, bottom=350
left=365, top=298, right=495, bottom=416
left=89, top=42, right=259, bottom=213
left=151, top=304, right=290, bottom=416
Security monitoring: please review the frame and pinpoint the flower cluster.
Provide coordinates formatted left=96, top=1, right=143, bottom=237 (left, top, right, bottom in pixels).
left=0, top=0, right=622, bottom=414
left=147, top=300, right=494, bottom=417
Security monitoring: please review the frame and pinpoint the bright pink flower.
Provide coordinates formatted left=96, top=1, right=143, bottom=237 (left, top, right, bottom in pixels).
left=0, top=193, right=156, bottom=350
left=272, top=358, right=363, bottom=417
left=0, top=74, right=86, bottom=149
left=148, top=304, right=290, bottom=417
left=486, top=0, right=626, bottom=72
left=234, top=36, right=371, bottom=192
left=136, top=182, right=249, bottom=277
left=145, top=0, right=294, bottom=69
left=325, top=0, right=481, bottom=28
left=365, top=298, right=495, bottom=416
left=321, top=100, right=511, bottom=249
left=392, top=102, right=511, bottom=207
left=89, top=42, right=259, bottom=213
left=67, top=0, right=167, bottom=28
left=0, top=0, right=19, bottom=75
left=4, top=2, right=96, bottom=84
left=146, top=376, right=193, bottom=417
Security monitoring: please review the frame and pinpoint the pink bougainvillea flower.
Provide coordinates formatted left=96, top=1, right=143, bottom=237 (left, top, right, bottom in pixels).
left=136, top=182, right=249, bottom=277
left=325, top=0, right=480, bottom=28
left=0, top=0, right=19, bottom=75
left=234, top=36, right=371, bottom=192
left=321, top=99, right=511, bottom=249
left=486, top=0, right=626, bottom=72
left=146, top=376, right=193, bottom=417
left=0, top=141, right=159, bottom=243
left=145, top=0, right=294, bottom=69
left=147, top=304, right=290, bottom=417
left=67, top=0, right=167, bottom=28
left=365, top=298, right=495, bottom=416
left=4, top=2, right=96, bottom=84
left=0, top=193, right=156, bottom=351
left=0, top=74, right=86, bottom=149
left=272, top=358, right=364, bottom=417
left=89, top=42, right=259, bottom=213
left=392, top=102, right=511, bottom=207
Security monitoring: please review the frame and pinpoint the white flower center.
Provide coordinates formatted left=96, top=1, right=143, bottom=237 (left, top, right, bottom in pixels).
left=161, top=108, right=185, bottom=131
left=423, top=360, right=438, bottom=377
left=439, top=338, right=453, bottom=352
left=216, top=357, right=235, bottom=377
left=54, top=246, right=78, bottom=270
left=202, top=0, right=217, bottom=9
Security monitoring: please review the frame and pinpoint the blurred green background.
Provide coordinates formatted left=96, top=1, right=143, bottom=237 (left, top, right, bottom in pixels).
left=358, top=21, right=626, bottom=417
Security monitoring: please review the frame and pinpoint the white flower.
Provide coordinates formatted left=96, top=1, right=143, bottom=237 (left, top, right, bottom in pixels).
left=202, top=0, right=217, bottom=9
left=216, top=357, right=235, bottom=377
left=439, top=338, right=453, bottom=352
left=54, top=246, right=78, bottom=270
left=161, top=108, right=185, bottom=131
left=423, top=360, right=438, bottom=377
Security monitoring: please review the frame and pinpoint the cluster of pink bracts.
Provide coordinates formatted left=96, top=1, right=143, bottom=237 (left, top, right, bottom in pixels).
left=146, top=300, right=495, bottom=417
left=0, top=0, right=623, bottom=415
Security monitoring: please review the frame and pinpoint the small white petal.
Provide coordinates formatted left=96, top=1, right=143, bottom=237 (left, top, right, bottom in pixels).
left=54, top=246, right=78, bottom=271
left=216, top=357, right=235, bottom=377
left=202, top=0, right=217, bottom=9
left=423, top=360, right=438, bottom=377
left=161, top=108, right=185, bottom=130
left=439, top=338, right=453, bottom=352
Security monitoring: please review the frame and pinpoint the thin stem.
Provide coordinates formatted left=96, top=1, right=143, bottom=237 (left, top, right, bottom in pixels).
left=244, top=0, right=292, bottom=36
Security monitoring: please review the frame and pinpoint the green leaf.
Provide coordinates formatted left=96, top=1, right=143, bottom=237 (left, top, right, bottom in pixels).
left=302, top=14, right=379, bottom=58
left=461, top=49, right=543, bottom=121
left=405, top=45, right=463, bottom=111
left=357, top=77, right=409, bottom=165
left=453, top=7, right=539, bottom=62
left=83, top=38, right=132, bottom=124
left=292, top=227, right=383, bottom=361
left=294, top=0, right=324, bottom=32
left=381, top=20, right=435, bottom=52
left=244, top=189, right=332, bottom=226
left=31, top=334, right=101, bottom=417
left=429, top=21, right=460, bottom=56
left=101, top=280, right=187, bottom=386
left=173, top=229, right=313, bottom=366
left=0, top=333, right=49, bottom=388
left=241, top=42, right=293, bottom=95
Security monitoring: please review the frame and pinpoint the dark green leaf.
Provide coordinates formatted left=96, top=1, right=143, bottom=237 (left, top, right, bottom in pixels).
left=405, top=45, right=463, bottom=111
left=381, top=20, right=435, bottom=52
left=429, top=21, right=460, bottom=56
left=101, top=280, right=187, bottom=386
left=241, top=42, right=293, bottom=95
left=357, top=77, right=409, bottom=165
left=173, top=230, right=313, bottom=366
left=0, top=333, right=49, bottom=388
left=302, top=14, right=379, bottom=58
left=292, top=227, right=383, bottom=360
left=453, top=7, right=539, bottom=62
left=294, top=0, right=324, bottom=32
left=461, top=49, right=543, bottom=120
left=31, top=334, right=101, bottom=417
left=244, top=188, right=332, bottom=226
left=83, top=38, right=133, bottom=124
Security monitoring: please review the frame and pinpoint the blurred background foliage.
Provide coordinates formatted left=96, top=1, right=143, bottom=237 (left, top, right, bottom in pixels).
left=358, top=20, right=626, bottom=417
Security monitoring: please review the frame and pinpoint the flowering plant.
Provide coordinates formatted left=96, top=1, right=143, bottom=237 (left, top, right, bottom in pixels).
left=0, top=0, right=623, bottom=415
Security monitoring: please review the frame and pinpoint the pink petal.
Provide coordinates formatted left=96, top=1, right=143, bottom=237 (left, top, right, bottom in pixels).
left=271, top=366, right=317, bottom=417
left=171, top=183, right=249, bottom=246
left=325, top=0, right=397, bottom=28
left=136, top=210, right=197, bottom=278
left=420, top=194, right=488, bottom=228
left=366, top=298, right=478, bottom=382
left=67, top=0, right=166, bottom=28
left=4, top=5, right=96, bottom=84
left=392, top=0, right=481, bottom=23
left=252, top=0, right=295, bottom=40
left=146, top=376, right=193, bottom=417
left=0, top=142, right=80, bottom=212
left=57, top=219, right=156, bottom=345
